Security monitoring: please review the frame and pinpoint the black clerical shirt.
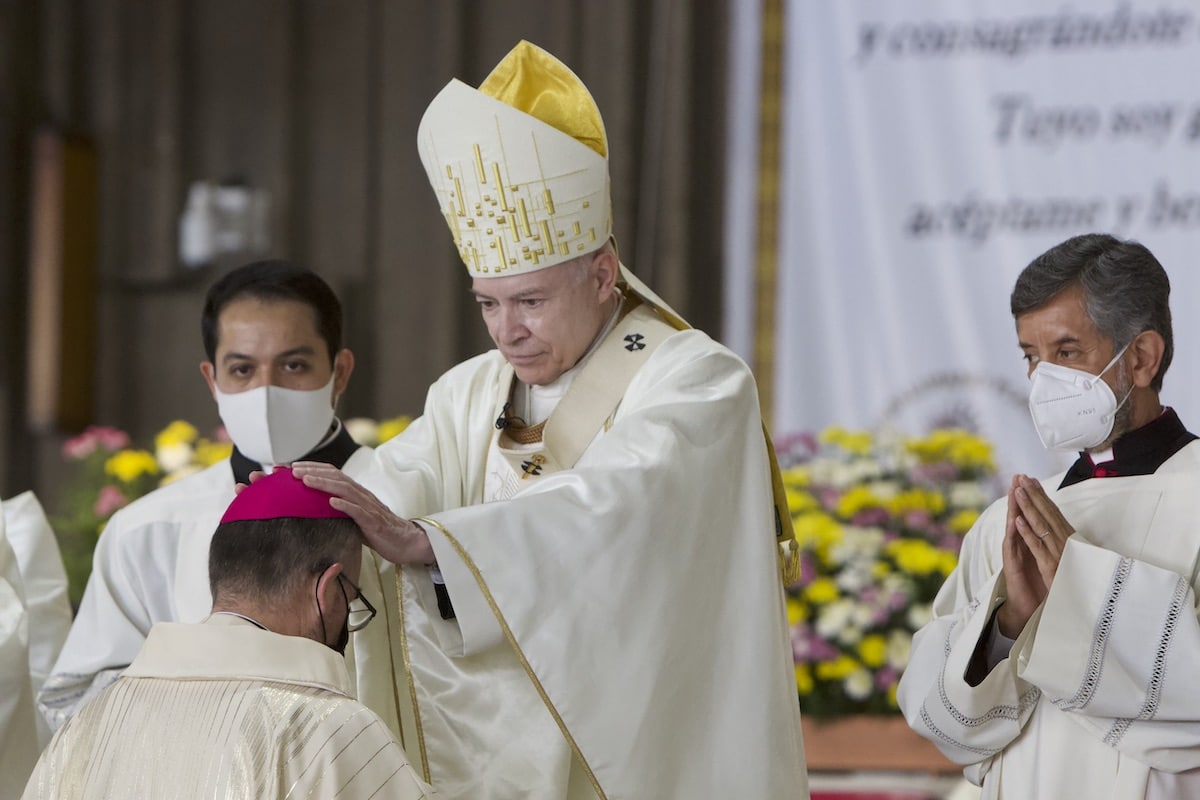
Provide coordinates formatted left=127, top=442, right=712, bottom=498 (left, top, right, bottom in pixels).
left=1058, top=407, right=1197, bottom=489
left=228, top=421, right=361, bottom=484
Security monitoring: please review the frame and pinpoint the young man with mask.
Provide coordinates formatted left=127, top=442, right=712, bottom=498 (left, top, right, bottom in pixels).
left=898, top=233, right=1200, bottom=800
left=23, top=468, right=435, bottom=799
left=38, top=260, right=381, bottom=731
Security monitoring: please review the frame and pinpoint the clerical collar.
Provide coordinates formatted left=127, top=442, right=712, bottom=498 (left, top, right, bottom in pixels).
left=1059, top=407, right=1197, bottom=489
left=229, top=418, right=361, bottom=485
left=511, top=293, right=626, bottom=426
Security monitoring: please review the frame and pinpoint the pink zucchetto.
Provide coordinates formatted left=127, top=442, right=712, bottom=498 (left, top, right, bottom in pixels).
left=219, top=466, right=350, bottom=523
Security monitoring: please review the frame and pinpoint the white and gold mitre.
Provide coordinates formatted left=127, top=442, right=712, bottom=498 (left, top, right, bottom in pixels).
left=417, top=40, right=612, bottom=277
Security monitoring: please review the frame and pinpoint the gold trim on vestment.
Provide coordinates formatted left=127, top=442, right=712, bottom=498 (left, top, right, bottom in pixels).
left=396, top=566, right=431, bottom=783
left=501, top=419, right=546, bottom=445
left=414, top=515, right=607, bottom=800
left=368, top=551, right=408, bottom=752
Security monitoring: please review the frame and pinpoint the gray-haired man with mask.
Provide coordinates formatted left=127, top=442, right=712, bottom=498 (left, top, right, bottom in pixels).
left=898, top=233, right=1200, bottom=800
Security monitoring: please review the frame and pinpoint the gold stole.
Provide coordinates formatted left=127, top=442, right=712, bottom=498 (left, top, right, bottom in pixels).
left=497, top=297, right=667, bottom=480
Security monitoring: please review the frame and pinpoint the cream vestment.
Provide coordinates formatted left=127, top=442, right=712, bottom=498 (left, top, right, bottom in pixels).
left=898, top=441, right=1200, bottom=800
left=352, top=296, right=807, bottom=799
left=38, top=432, right=379, bottom=731
left=23, top=615, right=434, bottom=799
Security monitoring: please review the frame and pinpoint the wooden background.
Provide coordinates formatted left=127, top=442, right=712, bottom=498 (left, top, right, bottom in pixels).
left=0, top=0, right=732, bottom=503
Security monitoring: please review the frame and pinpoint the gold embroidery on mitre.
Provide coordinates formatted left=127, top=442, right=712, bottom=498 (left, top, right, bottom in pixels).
left=417, top=41, right=612, bottom=277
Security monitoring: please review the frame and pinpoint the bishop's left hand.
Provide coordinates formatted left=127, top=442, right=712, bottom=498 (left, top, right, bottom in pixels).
left=1011, top=473, right=1075, bottom=590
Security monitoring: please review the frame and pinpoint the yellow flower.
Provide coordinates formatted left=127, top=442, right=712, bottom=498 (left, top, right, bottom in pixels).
left=948, top=509, right=980, bottom=535
left=194, top=439, right=234, bottom=467
left=857, top=634, right=888, bottom=668
left=105, top=450, right=159, bottom=483
left=887, top=488, right=947, bottom=516
left=786, top=487, right=819, bottom=515
left=804, top=577, right=840, bottom=604
left=795, top=664, right=814, bottom=694
left=905, top=429, right=995, bottom=471
left=792, top=511, right=842, bottom=550
left=870, top=561, right=891, bottom=579
left=815, top=654, right=861, bottom=681
left=887, top=683, right=900, bottom=708
left=378, top=416, right=412, bottom=444
left=786, top=597, right=809, bottom=625
left=782, top=466, right=810, bottom=488
left=154, top=420, right=199, bottom=450
left=885, top=539, right=944, bottom=576
left=938, top=550, right=958, bottom=576
left=819, top=426, right=873, bottom=456
left=835, top=485, right=883, bottom=519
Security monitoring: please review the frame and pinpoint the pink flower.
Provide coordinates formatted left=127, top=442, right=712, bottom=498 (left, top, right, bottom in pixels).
left=93, top=426, right=131, bottom=451
left=93, top=485, right=129, bottom=517
left=62, top=432, right=98, bottom=460
left=63, top=426, right=131, bottom=460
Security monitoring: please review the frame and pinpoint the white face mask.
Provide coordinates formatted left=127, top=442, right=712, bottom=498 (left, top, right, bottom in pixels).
left=215, top=374, right=336, bottom=466
left=1028, top=344, right=1132, bottom=452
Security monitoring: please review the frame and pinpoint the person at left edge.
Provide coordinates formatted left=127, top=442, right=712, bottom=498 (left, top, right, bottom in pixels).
left=36, top=259, right=395, bottom=734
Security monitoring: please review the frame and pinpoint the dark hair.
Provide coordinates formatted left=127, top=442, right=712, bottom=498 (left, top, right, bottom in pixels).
left=200, top=260, right=343, bottom=363
left=1010, top=233, right=1173, bottom=391
left=209, top=516, right=361, bottom=603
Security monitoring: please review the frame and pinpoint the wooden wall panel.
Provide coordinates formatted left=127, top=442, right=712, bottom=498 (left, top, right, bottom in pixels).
left=0, top=0, right=38, bottom=497
left=294, top=0, right=374, bottom=416
left=371, top=0, right=473, bottom=418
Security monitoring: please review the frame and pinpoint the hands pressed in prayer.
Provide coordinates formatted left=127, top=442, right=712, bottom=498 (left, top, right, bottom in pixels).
left=998, top=474, right=1075, bottom=637
left=291, top=461, right=435, bottom=566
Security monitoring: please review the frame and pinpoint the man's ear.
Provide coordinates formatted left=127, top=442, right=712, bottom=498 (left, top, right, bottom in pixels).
left=200, top=361, right=217, bottom=397
left=332, top=349, right=355, bottom=403
left=592, top=248, right=619, bottom=301
left=1128, top=330, right=1165, bottom=389
left=314, top=562, right=345, bottom=617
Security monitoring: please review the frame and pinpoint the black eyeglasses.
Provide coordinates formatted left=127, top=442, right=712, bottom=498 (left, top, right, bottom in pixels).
left=336, top=574, right=377, bottom=632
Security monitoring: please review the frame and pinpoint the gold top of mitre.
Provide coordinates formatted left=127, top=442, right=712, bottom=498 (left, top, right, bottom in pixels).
left=417, top=40, right=612, bottom=277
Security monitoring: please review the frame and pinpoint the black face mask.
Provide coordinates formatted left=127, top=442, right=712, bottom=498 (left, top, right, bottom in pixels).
left=317, top=576, right=352, bottom=655
left=331, top=617, right=350, bottom=656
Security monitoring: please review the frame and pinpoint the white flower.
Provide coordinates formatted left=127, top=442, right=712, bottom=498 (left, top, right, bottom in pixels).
left=815, top=599, right=855, bottom=639
left=844, top=668, right=874, bottom=700
left=949, top=481, right=988, bottom=508
left=344, top=417, right=381, bottom=446
left=156, top=442, right=193, bottom=473
left=836, top=624, right=864, bottom=646
left=865, top=480, right=900, bottom=500
left=906, top=602, right=934, bottom=630
left=887, top=629, right=912, bottom=670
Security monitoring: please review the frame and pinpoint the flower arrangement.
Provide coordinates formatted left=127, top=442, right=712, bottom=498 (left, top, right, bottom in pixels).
left=779, top=426, right=999, bottom=719
left=53, top=415, right=412, bottom=607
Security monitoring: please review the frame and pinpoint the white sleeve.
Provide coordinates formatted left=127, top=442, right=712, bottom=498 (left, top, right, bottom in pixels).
left=37, top=518, right=180, bottom=731
left=0, top=514, right=40, bottom=797
left=2, top=492, right=72, bottom=743
left=897, top=502, right=1040, bottom=766
left=1017, top=536, right=1200, bottom=773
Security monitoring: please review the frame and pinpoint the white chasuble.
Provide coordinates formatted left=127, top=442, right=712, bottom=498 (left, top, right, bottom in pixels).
left=356, top=303, right=808, bottom=799
left=898, top=441, right=1200, bottom=800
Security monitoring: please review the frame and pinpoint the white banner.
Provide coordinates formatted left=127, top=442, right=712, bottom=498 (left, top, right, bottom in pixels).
left=771, top=0, right=1200, bottom=477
